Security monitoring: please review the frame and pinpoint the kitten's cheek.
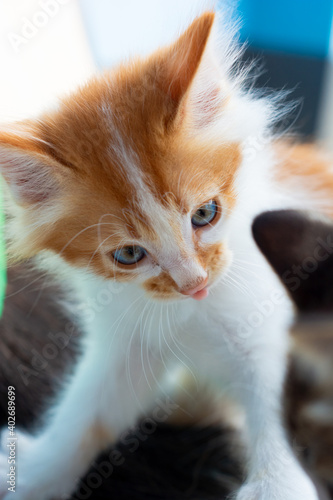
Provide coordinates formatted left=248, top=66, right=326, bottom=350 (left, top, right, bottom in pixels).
left=192, top=288, right=209, bottom=301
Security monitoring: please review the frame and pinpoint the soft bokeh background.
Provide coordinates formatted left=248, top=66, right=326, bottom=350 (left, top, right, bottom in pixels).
left=0, top=0, right=332, bottom=149
left=0, top=1, right=94, bottom=120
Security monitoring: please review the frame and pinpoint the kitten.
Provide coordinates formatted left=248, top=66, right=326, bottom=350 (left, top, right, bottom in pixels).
left=0, top=10, right=332, bottom=500
left=253, top=210, right=333, bottom=494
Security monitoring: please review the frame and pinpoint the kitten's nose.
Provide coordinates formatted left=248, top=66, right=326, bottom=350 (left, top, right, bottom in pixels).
left=180, top=277, right=209, bottom=301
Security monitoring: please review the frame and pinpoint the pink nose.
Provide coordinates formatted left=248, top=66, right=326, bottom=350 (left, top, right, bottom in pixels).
left=180, top=277, right=209, bottom=301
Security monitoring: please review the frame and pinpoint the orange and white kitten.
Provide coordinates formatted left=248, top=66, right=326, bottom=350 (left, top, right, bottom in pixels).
left=0, top=11, right=332, bottom=500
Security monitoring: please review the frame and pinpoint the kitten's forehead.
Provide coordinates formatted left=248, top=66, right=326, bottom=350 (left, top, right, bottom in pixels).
left=104, top=130, right=205, bottom=237
left=38, top=54, right=241, bottom=217
left=104, top=107, right=240, bottom=206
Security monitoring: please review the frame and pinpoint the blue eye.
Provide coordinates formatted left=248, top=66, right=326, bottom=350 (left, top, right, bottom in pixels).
left=113, top=246, right=146, bottom=265
left=191, top=200, right=218, bottom=227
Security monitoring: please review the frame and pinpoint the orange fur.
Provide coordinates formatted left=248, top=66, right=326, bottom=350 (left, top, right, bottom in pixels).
left=274, top=142, right=333, bottom=216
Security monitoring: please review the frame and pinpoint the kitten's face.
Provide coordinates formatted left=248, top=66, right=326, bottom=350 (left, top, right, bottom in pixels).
left=0, top=13, right=241, bottom=301
left=35, top=99, right=239, bottom=300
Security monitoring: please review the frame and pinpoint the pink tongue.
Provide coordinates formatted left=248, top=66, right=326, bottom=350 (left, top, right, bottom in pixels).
left=192, top=288, right=209, bottom=301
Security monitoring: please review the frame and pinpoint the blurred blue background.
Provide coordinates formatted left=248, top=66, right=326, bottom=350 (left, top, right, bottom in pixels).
left=223, top=0, right=333, bottom=138
left=234, top=0, right=333, bottom=57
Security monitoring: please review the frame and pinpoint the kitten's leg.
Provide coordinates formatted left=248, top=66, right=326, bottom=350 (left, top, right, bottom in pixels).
left=0, top=348, right=113, bottom=500
left=231, top=376, right=318, bottom=499
left=195, top=320, right=319, bottom=500
left=222, top=328, right=319, bottom=500
left=0, top=338, right=168, bottom=500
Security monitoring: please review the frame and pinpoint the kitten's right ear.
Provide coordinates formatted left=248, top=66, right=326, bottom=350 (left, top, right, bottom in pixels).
left=154, top=12, right=220, bottom=128
left=252, top=210, right=333, bottom=313
left=158, top=12, right=215, bottom=102
left=0, top=124, right=67, bottom=207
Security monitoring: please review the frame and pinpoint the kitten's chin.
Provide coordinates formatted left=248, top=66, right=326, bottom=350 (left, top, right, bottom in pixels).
left=144, top=285, right=211, bottom=303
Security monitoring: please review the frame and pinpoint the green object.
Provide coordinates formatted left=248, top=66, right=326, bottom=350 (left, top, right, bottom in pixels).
left=0, top=184, right=6, bottom=317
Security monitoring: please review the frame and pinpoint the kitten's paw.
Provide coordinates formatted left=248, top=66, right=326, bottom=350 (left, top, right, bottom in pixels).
left=0, top=428, right=70, bottom=500
left=0, top=428, right=36, bottom=500
left=0, top=427, right=78, bottom=500
left=234, top=470, right=318, bottom=500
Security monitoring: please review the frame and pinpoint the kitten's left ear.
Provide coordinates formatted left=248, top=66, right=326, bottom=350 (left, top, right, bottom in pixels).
left=252, top=210, right=333, bottom=313
left=155, top=12, right=221, bottom=128
left=0, top=123, right=69, bottom=207
left=0, top=122, right=74, bottom=259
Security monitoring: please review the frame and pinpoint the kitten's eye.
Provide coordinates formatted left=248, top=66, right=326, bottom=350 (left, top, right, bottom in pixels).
left=191, top=200, right=218, bottom=227
left=113, top=246, right=146, bottom=265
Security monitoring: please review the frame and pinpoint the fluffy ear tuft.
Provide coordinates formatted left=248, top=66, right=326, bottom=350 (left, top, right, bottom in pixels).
left=0, top=128, right=63, bottom=206
left=155, top=12, right=221, bottom=127
left=161, top=12, right=215, bottom=102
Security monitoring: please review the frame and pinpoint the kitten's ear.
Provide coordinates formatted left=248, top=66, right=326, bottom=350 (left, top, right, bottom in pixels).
left=155, top=12, right=219, bottom=127
left=0, top=124, right=66, bottom=206
left=252, top=210, right=333, bottom=313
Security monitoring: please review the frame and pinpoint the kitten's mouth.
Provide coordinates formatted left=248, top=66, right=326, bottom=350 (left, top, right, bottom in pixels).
left=191, top=287, right=209, bottom=301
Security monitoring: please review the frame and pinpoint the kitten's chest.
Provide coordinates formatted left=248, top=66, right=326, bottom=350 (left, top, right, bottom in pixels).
left=74, top=275, right=210, bottom=348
